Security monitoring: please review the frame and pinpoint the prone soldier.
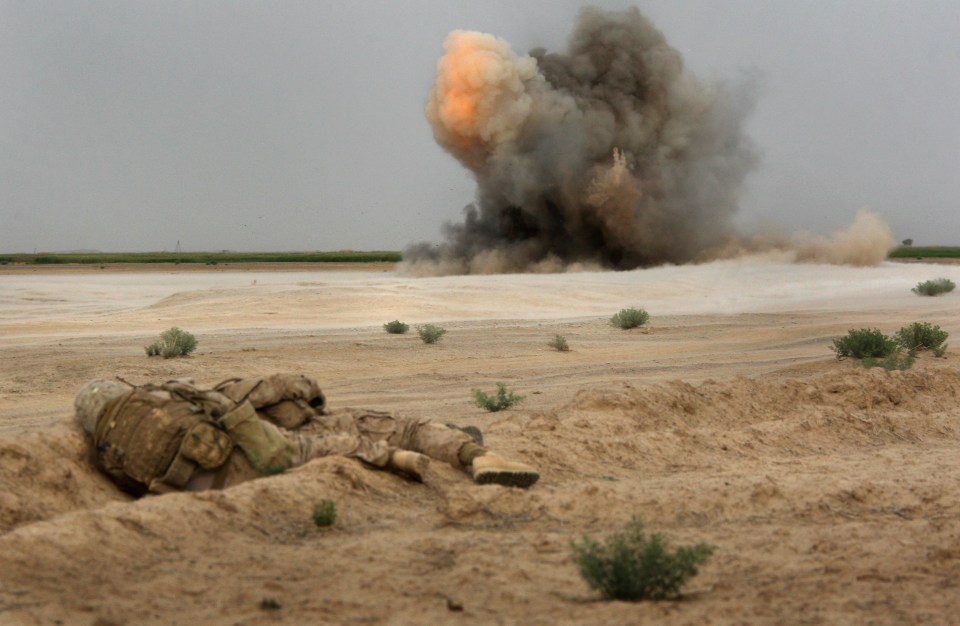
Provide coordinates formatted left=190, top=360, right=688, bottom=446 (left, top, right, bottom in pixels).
left=74, top=374, right=539, bottom=496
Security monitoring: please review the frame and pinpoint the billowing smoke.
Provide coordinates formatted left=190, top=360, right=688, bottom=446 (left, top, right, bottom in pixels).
left=405, top=7, right=759, bottom=274
left=404, top=8, right=893, bottom=275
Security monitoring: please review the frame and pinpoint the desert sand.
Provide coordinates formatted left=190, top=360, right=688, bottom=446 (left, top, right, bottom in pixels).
left=1, top=258, right=959, bottom=625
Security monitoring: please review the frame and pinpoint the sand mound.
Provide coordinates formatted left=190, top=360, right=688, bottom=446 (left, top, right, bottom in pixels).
left=3, top=262, right=960, bottom=623
left=2, top=366, right=959, bottom=624
left=0, top=424, right=128, bottom=532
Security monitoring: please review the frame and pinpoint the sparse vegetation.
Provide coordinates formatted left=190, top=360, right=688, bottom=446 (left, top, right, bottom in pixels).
left=830, top=323, right=949, bottom=370
left=144, top=327, right=198, bottom=358
left=473, top=383, right=524, bottom=412
left=611, top=308, right=650, bottom=330
left=895, top=322, right=948, bottom=353
left=862, top=352, right=916, bottom=371
left=383, top=320, right=410, bottom=334
left=260, top=598, right=281, bottom=610
left=312, top=500, right=337, bottom=527
left=548, top=335, right=570, bottom=351
left=831, top=328, right=899, bottom=359
left=570, top=517, right=714, bottom=601
left=912, top=278, right=956, bottom=297
left=417, top=324, right=447, bottom=344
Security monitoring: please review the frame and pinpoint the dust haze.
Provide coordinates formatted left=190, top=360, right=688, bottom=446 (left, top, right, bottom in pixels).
left=404, top=7, right=893, bottom=276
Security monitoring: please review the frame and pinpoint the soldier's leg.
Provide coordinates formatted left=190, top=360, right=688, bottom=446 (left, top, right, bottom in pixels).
left=369, top=414, right=540, bottom=488
left=348, top=409, right=539, bottom=487
left=291, top=431, right=390, bottom=467
left=394, top=419, right=476, bottom=467
left=223, top=403, right=427, bottom=480
left=292, top=432, right=428, bottom=481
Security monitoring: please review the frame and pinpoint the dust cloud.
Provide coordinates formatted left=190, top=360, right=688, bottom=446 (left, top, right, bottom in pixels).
left=404, top=8, right=893, bottom=275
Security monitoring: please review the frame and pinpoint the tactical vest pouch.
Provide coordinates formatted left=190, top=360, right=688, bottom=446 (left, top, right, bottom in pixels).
left=180, top=421, right=234, bottom=470
left=215, top=374, right=324, bottom=429
left=220, top=401, right=294, bottom=475
left=95, top=390, right=205, bottom=495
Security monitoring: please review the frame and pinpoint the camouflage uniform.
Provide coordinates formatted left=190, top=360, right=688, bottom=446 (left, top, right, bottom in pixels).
left=214, top=375, right=476, bottom=469
left=76, top=374, right=536, bottom=496
left=300, top=408, right=473, bottom=467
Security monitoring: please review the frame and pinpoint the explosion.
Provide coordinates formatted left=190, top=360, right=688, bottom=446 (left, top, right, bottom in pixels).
left=425, top=30, right=540, bottom=167
left=406, top=8, right=891, bottom=275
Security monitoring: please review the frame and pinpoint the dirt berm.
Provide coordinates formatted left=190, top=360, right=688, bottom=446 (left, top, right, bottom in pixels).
left=1, top=366, right=958, bottom=625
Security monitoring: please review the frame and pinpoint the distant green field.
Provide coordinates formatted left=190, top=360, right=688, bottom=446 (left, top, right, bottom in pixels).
left=888, top=246, right=960, bottom=259
left=0, top=251, right=402, bottom=265
left=1, top=247, right=952, bottom=265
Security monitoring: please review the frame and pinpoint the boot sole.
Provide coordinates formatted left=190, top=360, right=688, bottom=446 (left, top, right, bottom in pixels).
left=473, top=468, right=540, bottom=488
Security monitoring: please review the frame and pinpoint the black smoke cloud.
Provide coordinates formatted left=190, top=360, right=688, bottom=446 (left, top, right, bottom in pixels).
left=404, top=7, right=760, bottom=275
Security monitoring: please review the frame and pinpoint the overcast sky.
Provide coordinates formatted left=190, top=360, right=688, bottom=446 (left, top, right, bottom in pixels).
left=2, top=1, right=958, bottom=253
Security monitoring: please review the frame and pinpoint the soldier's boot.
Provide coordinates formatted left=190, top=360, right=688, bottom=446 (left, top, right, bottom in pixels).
left=471, top=453, right=539, bottom=488
left=387, top=450, right=430, bottom=482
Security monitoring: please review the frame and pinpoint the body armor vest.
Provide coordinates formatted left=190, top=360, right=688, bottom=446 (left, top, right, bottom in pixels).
left=94, top=390, right=233, bottom=495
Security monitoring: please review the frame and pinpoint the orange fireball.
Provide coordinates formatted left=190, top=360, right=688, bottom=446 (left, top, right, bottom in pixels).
left=426, top=30, right=539, bottom=166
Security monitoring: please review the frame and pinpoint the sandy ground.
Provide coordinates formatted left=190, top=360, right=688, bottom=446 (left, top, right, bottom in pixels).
left=1, top=259, right=960, bottom=625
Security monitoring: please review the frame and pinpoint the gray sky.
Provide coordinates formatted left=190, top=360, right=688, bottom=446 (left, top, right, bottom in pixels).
left=2, top=1, right=958, bottom=253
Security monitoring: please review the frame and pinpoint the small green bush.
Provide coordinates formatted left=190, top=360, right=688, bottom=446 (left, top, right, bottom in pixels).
left=417, top=324, right=447, bottom=344
left=912, top=278, right=956, bottom=296
left=862, top=352, right=915, bottom=371
left=548, top=335, right=570, bottom=352
left=571, top=517, right=714, bottom=601
left=312, top=500, right=336, bottom=527
left=895, top=322, right=948, bottom=353
left=383, top=320, right=410, bottom=334
left=611, top=308, right=649, bottom=330
left=260, top=598, right=281, bottom=610
left=473, top=383, right=524, bottom=412
left=831, top=328, right=898, bottom=359
left=144, top=327, right=198, bottom=358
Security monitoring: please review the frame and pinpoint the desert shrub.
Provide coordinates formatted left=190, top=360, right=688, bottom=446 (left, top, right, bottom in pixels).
left=417, top=324, right=447, bottom=344
left=312, top=500, right=336, bottom=527
left=260, top=598, right=281, bottom=610
left=383, top=320, right=410, bottom=334
left=611, top=308, right=649, bottom=329
left=895, top=322, right=948, bottom=352
left=570, top=517, right=714, bottom=601
left=144, top=327, right=198, bottom=358
left=830, top=328, right=898, bottom=359
left=862, top=352, right=915, bottom=371
left=473, top=383, right=524, bottom=412
left=912, top=278, right=955, bottom=296
left=548, top=335, right=570, bottom=352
